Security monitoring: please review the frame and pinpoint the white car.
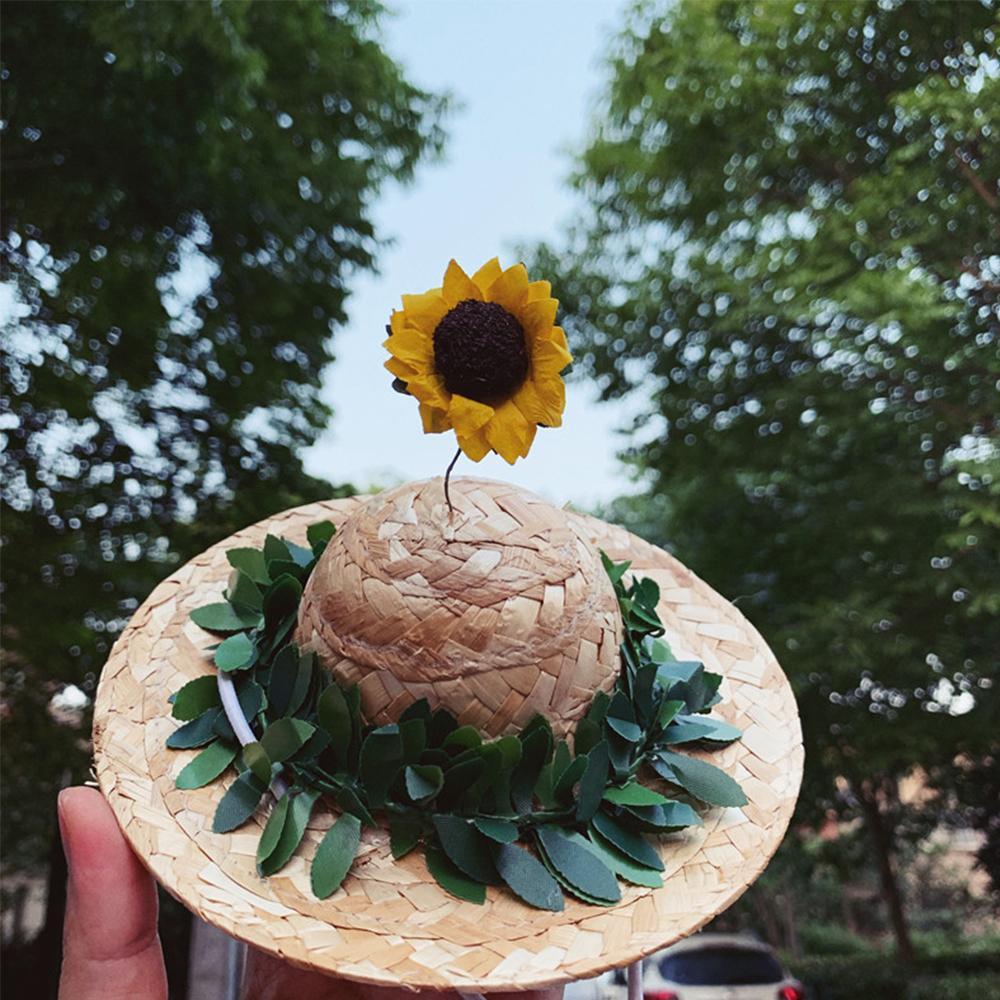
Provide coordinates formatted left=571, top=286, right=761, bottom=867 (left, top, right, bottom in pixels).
left=564, top=933, right=804, bottom=1000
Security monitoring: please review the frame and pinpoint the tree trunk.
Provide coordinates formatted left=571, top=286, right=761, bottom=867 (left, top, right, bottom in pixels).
left=857, top=778, right=914, bottom=962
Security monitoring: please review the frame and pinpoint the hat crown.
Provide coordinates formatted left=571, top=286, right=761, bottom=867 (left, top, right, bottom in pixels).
left=296, top=477, right=621, bottom=735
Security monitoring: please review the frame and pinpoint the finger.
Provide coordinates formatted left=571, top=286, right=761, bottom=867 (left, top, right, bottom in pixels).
left=58, top=786, right=168, bottom=1000
left=242, top=946, right=563, bottom=1000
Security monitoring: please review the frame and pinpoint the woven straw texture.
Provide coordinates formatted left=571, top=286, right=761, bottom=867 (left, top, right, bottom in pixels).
left=93, top=484, right=803, bottom=993
left=297, top=478, right=621, bottom=738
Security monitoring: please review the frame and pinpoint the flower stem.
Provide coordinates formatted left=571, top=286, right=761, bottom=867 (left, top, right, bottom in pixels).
left=443, top=446, right=461, bottom=514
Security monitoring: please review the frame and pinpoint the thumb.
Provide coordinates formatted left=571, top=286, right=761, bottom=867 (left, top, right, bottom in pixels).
left=58, top=786, right=168, bottom=1000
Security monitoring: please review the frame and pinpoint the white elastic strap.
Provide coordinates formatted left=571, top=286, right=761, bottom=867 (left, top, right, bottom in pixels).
left=217, top=673, right=289, bottom=798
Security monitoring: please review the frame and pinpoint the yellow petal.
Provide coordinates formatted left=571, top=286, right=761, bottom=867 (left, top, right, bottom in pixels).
left=384, top=355, right=417, bottom=380
left=514, top=374, right=565, bottom=428
left=389, top=309, right=408, bottom=336
left=442, top=259, right=483, bottom=306
left=485, top=399, right=535, bottom=463
left=545, top=325, right=571, bottom=353
left=471, top=257, right=502, bottom=295
left=486, top=263, right=529, bottom=314
left=527, top=280, right=552, bottom=303
left=520, top=298, right=558, bottom=341
left=383, top=324, right=434, bottom=372
left=400, top=290, right=449, bottom=335
left=449, top=393, right=494, bottom=434
left=456, top=426, right=491, bottom=462
left=419, top=402, right=451, bottom=434
left=406, top=372, right=451, bottom=408
left=531, top=333, right=573, bottom=374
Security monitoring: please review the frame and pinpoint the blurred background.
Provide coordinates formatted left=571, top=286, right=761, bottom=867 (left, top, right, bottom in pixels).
left=1, top=1, right=997, bottom=998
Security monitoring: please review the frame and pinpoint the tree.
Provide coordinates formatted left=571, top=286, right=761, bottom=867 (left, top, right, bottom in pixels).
left=535, top=0, right=999, bottom=958
left=1, top=0, right=446, bottom=873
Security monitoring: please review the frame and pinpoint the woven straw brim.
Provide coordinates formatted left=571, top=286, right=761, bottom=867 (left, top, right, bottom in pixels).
left=93, top=496, right=803, bottom=993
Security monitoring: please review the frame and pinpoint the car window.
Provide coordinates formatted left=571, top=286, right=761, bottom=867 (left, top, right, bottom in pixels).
left=658, top=946, right=784, bottom=985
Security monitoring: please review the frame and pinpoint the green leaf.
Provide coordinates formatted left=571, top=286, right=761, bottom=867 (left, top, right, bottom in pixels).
left=259, top=789, right=318, bottom=875
left=600, top=551, right=631, bottom=585
left=312, top=813, right=361, bottom=899
left=399, top=718, right=427, bottom=764
left=399, top=698, right=432, bottom=724
left=586, top=689, right=611, bottom=726
left=427, top=707, right=458, bottom=746
left=648, top=638, right=674, bottom=663
left=606, top=691, right=642, bottom=743
left=214, top=632, right=257, bottom=673
left=267, top=645, right=300, bottom=717
left=443, top=725, right=482, bottom=751
left=607, top=731, right=635, bottom=780
left=405, top=764, right=443, bottom=802
left=336, top=785, right=374, bottom=827
left=657, top=699, right=685, bottom=729
left=307, top=520, right=336, bottom=552
left=390, top=819, right=422, bottom=859
left=574, top=717, right=602, bottom=757
left=296, top=727, right=330, bottom=762
left=176, top=741, right=237, bottom=790
left=474, top=817, right=519, bottom=843
left=659, top=718, right=723, bottom=744
left=212, top=772, right=266, bottom=833
left=633, top=663, right=658, bottom=724
left=242, top=741, right=272, bottom=785
left=263, top=534, right=291, bottom=565
left=590, top=810, right=664, bottom=871
left=425, top=843, right=486, bottom=904
left=317, top=684, right=351, bottom=770
left=535, top=825, right=620, bottom=903
left=620, top=801, right=702, bottom=832
left=359, top=725, right=403, bottom=807
left=634, top=576, right=660, bottom=611
left=511, top=722, right=552, bottom=812
left=653, top=751, right=748, bottom=807
left=227, top=547, right=271, bottom=586
left=492, top=841, right=564, bottom=911
left=576, top=741, right=610, bottom=822
left=263, top=574, right=302, bottom=631
left=167, top=708, right=222, bottom=749
left=286, top=652, right=315, bottom=717
left=587, top=827, right=663, bottom=889
left=437, top=756, right=485, bottom=811
left=255, top=795, right=290, bottom=871
left=237, top=679, right=265, bottom=722
left=228, top=570, right=263, bottom=613
left=171, top=675, right=220, bottom=721
left=266, top=559, right=303, bottom=582
left=432, top=815, right=497, bottom=884
left=261, top=718, right=315, bottom=763
left=553, top=755, right=587, bottom=800
left=190, top=602, right=261, bottom=633
left=603, top=782, right=670, bottom=806
left=669, top=714, right=742, bottom=743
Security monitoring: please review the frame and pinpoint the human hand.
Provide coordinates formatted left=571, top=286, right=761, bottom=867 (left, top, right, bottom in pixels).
left=58, top=787, right=564, bottom=1000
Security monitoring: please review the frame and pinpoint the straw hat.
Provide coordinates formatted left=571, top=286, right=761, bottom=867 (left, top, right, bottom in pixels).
left=93, top=476, right=802, bottom=993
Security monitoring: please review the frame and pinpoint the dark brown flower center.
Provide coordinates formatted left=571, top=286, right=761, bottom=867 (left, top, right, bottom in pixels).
left=433, top=299, right=528, bottom=404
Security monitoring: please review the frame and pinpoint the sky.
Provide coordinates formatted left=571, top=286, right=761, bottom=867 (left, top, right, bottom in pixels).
left=302, top=0, right=639, bottom=508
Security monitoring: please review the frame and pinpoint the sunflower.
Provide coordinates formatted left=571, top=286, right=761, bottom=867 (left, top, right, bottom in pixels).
left=383, top=258, right=572, bottom=463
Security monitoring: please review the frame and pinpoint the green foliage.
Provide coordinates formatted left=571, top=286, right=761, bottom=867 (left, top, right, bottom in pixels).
left=1, top=0, right=446, bottom=871
left=165, top=526, right=746, bottom=908
left=788, top=950, right=1000, bottom=1000
left=531, top=0, right=999, bottom=927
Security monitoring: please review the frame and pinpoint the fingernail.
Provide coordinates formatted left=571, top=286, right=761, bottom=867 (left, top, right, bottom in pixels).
left=57, top=788, right=76, bottom=870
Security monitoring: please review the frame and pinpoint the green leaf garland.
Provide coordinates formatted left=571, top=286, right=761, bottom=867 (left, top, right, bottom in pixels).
left=166, top=524, right=747, bottom=909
